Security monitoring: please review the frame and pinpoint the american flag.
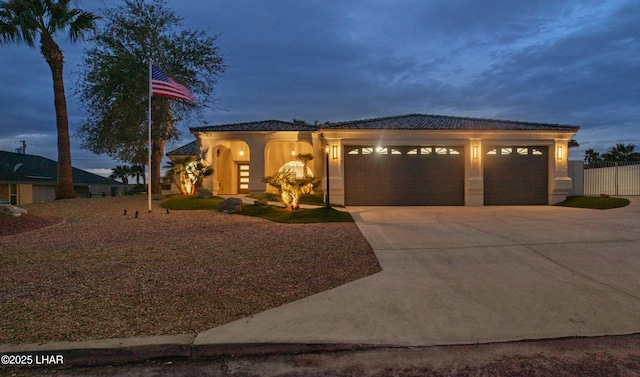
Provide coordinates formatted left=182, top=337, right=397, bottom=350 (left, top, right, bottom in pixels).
left=151, top=65, right=197, bottom=103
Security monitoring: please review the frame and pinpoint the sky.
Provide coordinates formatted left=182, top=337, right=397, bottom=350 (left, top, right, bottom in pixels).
left=1, top=0, right=638, bottom=177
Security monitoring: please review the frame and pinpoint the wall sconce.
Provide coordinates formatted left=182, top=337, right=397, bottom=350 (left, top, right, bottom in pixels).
left=557, top=146, right=563, bottom=160
left=332, top=145, right=338, bottom=159
left=239, top=147, right=244, bottom=156
left=473, top=146, right=478, bottom=159
left=325, top=145, right=330, bottom=154
left=291, top=148, right=296, bottom=156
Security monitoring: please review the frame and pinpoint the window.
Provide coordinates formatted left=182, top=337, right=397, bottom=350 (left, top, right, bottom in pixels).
left=277, top=161, right=312, bottom=178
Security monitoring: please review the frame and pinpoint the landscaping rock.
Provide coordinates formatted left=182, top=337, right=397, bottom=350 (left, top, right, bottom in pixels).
left=254, top=199, right=268, bottom=206
left=197, top=188, right=213, bottom=198
left=0, top=204, right=27, bottom=217
left=218, top=197, right=243, bottom=214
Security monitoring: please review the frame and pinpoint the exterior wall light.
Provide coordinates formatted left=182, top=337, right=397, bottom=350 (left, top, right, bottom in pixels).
left=557, top=146, right=563, bottom=160
left=291, top=149, right=296, bottom=156
left=332, top=145, right=338, bottom=159
left=473, top=146, right=478, bottom=159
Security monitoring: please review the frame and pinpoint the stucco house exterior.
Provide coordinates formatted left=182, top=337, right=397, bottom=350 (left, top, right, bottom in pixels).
left=0, top=150, right=126, bottom=205
left=167, top=113, right=579, bottom=206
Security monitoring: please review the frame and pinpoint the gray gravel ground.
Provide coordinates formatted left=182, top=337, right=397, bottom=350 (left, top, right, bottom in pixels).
left=0, top=196, right=380, bottom=344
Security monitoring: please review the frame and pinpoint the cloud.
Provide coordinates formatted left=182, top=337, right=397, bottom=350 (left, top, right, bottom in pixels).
left=1, top=0, right=638, bottom=170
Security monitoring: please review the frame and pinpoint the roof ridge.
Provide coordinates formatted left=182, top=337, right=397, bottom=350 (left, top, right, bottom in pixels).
left=327, top=113, right=575, bottom=128
left=189, top=113, right=579, bottom=132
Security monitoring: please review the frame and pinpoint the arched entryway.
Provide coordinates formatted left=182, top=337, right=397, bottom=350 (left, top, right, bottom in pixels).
left=212, top=140, right=250, bottom=195
left=265, top=140, right=315, bottom=177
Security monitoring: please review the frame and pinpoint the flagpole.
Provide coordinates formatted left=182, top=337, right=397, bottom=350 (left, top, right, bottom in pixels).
left=147, top=58, right=152, bottom=213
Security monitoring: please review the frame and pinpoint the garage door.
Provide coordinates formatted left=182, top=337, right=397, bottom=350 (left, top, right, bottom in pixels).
left=483, top=146, right=548, bottom=205
left=344, top=146, right=465, bottom=206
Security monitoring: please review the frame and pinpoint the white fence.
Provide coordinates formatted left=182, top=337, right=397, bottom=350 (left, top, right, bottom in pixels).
left=584, top=162, right=640, bottom=196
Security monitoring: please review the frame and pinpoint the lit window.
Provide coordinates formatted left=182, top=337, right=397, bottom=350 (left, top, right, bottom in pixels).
left=532, top=148, right=543, bottom=155
left=362, top=147, right=373, bottom=155
left=517, top=148, right=528, bottom=155
left=487, top=149, right=497, bottom=155
left=348, top=148, right=359, bottom=155
left=420, top=147, right=432, bottom=154
left=501, top=148, right=512, bottom=155
left=449, top=148, right=460, bottom=155
left=407, top=148, right=418, bottom=155
left=435, top=147, right=447, bottom=155
left=278, top=161, right=312, bottom=178
left=376, top=147, right=388, bottom=154
left=391, top=148, right=402, bottom=155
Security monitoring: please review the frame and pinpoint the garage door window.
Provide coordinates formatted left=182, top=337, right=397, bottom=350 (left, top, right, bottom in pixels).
left=346, top=146, right=461, bottom=155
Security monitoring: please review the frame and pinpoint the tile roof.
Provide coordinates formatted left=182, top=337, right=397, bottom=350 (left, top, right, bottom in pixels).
left=0, top=151, right=123, bottom=185
left=189, top=114, right=579, bottom=133
left=166, top=141, right=198, bottom=156
left=191, top=120, right=318, bottom=133
left=322, top=114, right=580, bottom=131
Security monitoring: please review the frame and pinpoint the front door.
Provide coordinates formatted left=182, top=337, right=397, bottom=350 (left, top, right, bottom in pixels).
left=237, top=163, right=250, bottom=194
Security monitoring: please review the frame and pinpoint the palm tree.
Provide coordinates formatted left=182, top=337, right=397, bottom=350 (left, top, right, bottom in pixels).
left=295, top=153, right=314, bottom=179
left=602, top=143, right=640, bottom=162
left=109, top=165, right=131, bottom=185
left=583, top=149, right=602, bottom=165
left=163, top=152, right=213, bottom=195
left=0, top=0, right=100, bottom=199
left=131, top=164, right=145, bottom=185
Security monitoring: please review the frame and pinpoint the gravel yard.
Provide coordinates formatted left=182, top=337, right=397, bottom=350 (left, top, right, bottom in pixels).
left=0, top=196, right=380, bottom=344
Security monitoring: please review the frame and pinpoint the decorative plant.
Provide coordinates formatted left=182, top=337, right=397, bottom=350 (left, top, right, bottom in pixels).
left=295, top=152, right=315, bottom=179
left=163, top=150, right=213, bottom=195
left=262, top=170, right=320, bottom=210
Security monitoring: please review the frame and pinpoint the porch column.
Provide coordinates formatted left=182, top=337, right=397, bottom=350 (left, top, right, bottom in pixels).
left=196, top=135, right=219, bottom=194
left=312, top=133, right=325, bottom=193
left=245, top=137, right=268, bottom=194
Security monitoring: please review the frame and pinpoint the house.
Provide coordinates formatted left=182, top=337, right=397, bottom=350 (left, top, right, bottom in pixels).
left=0, top=150, right=127, bottom=205
left=167, top=113, right=579, bottom=206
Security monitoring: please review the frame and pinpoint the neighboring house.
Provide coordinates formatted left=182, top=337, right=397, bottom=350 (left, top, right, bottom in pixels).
left=167, top=113, right=579, bottom=206
left=0, top=150, right=126, bottom=205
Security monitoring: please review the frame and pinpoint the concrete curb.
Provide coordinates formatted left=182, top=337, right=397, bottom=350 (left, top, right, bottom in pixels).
left=0, top=334, right=384, bottom=367
left=3, top=333, right=640, bottom=368
left=0, top=334, right=194, bottom=367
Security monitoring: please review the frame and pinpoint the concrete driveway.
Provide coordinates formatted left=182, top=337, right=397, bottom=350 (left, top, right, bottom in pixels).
left=196, top=200, right=640, bottom=347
